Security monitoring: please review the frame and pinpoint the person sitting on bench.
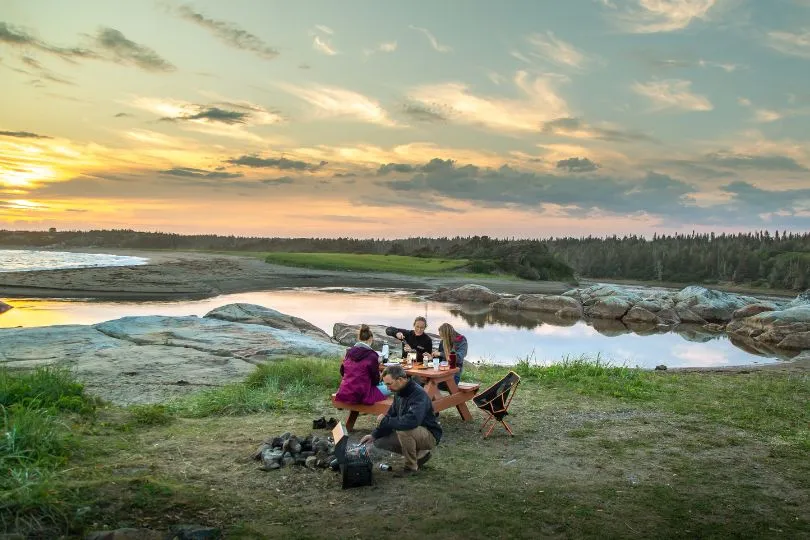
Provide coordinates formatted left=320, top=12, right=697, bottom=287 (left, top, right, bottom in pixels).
left=335, top=324, right=390, bottom=405
left=386, top=316, right=433, bottom=363
left=360, top=365, right=442, bottom=477
left=431, top=322, right=468, bottom=385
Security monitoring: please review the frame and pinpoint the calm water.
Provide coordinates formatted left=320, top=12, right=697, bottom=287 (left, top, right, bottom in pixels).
left=0, top=288, right=795, bottom=369
left=0, top=249, right=148, bottom=272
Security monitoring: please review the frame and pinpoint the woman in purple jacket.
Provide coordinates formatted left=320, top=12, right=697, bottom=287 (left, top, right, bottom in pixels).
left=335, top=324, right=391, bottom=404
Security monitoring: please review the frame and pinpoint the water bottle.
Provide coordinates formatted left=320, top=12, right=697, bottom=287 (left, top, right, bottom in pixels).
left=381, top=343, right=389, bottom=361
left=432, top=357, right=439, bottom=370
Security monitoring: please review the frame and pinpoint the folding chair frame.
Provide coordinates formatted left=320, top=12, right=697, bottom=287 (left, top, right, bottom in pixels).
left=474, top=371, right=521, bottom=438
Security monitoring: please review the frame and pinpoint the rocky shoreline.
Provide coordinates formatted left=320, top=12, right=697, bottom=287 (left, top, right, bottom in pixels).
left=2, top=281, right=809, bottom=405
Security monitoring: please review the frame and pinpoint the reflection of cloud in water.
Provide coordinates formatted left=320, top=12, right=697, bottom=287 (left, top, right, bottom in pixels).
left=671, top=344, right=730, bottom=367
left=531, top=324, right=586, bottom=337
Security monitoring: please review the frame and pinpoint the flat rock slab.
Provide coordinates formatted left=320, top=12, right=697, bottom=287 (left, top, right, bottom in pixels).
left=94, top=315, right=343, bottom=360
left=0, top=308, right=345, bottom=405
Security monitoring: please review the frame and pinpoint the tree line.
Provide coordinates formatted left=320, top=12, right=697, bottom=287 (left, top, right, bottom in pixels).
left=1, top=229, right=808, bottom=289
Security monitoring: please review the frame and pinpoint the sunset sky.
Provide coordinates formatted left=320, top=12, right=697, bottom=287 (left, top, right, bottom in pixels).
left=1, top=0, right=809, bottom=238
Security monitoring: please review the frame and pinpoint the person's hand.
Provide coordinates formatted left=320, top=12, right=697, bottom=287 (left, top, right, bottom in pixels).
left=395, top=331, right=404, bottom=340
left=432, top=351, right=440, bottom=358
left=403, top=343, right=412, bottom=352
left=359, top=434, right=374, bottom=446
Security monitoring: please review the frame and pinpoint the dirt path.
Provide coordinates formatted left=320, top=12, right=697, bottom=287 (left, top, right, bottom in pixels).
left=0, top=248, right=573, bottom=300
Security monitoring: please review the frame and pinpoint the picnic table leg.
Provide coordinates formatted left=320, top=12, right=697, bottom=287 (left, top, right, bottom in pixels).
left=346, top=410, right=359, bottom=431
left=444, top=377, right=474, bottom=421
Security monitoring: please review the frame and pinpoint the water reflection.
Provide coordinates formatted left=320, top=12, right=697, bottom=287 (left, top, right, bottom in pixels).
left=0, top=288, right=797, bottom=369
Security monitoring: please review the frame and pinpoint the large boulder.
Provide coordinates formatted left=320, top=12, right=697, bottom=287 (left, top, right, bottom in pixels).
left=204, top=303, right=330, bottom=340
left=0, top=300, right=12, bottom=314
left=575, top=284, right=645, bottom=305
left=490, top=294, right=583, bottom=319
left=331, top=323, right=415, bottom=353
left=673, top=286, right=755, bottom=323
left=622, top=306, right=661, bottom=324
left=786, top=290, right=810, bottom=309
left=732, top=303, right=777, bottom=320
left=584, top=296, right=633, bottom=320
left=427, top=284, right=501, bottom=304
left=726, top=305, right=810, bottom=350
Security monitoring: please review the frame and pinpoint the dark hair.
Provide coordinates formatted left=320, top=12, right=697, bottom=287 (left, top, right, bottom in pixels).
left=382, top=365, right=407, bottom=380
left=413, top=316, right=427, bottom=328
left=358, top=324, right=373, bottom=342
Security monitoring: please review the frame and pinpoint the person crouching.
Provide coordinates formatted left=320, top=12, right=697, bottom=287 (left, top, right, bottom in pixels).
left=359, top=365, right=442, bottom=477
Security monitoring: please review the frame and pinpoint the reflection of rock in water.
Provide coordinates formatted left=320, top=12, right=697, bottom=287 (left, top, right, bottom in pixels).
left=674, top=324, right=719, bottom=343
left=625, top=322, right=664, bottom=336
left=589, top=318, right=629, bottom=337
left=452, top=307, right=576, bottom=330
left=727, top=334, right=797, bottom=360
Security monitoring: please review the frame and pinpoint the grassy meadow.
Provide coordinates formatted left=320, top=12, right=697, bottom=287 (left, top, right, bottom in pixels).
left=262, top=252, right=470, bottom=275
left=1, top=359, right=808, bottom=538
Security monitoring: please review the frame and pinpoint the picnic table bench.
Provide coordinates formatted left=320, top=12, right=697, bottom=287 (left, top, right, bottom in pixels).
left=332, top=366, right=481, bottom=431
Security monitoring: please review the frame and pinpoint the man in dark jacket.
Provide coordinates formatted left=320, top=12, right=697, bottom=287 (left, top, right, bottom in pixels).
left=359, top=365, right=442, bottom=476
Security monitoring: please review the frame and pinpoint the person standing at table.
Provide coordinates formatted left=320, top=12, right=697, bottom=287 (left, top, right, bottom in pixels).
left=335, top=324, right=391, bottom=405
left=432, top=323, right=468, bottom=385
left=385, top=316, right=433, bottom=362
left=359, top=365, right=442, bottom=476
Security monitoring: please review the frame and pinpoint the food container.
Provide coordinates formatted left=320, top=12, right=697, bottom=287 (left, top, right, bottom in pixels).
left=439, top=361, right=449, bottom=371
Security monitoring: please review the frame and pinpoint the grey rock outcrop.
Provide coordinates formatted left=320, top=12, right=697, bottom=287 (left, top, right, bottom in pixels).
left=204, top=303, right=330, bottom=340
left=490, top=294, right=583, bottom=318
left=726, top=305, right=810, bottom=350
left=332, top=323, right=403, bottom=352
left=0, top=307, right=345, bottom=405
left=732, top=303, right=777, bottom=319
left=622, top=306, right=661, bottom=324
left=427, top=284, right=501, bottom=304
left=786, top=289, right=810, bottom=309
left=585, top=296, right=633, bottom=320
left=674, top=286, right=756, bottom=323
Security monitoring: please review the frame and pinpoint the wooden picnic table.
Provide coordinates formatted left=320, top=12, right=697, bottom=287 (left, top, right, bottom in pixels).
left=404, top=365, right=474, bottom=421
left=332, top=364, right=480, bottom=430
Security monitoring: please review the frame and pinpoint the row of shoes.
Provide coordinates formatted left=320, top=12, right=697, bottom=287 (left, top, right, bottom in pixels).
left=312, top=416, right=338, bottom=430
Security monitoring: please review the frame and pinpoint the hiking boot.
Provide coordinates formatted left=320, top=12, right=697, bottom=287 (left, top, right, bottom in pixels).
left=326, top=417, right=338, bottom=429
left=393, top=467, right=418, bottom=478
left=312, top=416, right=327, bottom=429
left=416, top=450, right=432, bottom=468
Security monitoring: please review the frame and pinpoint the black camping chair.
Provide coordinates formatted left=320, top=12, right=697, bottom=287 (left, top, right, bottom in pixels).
left=472, top=371, right=521, bottom=438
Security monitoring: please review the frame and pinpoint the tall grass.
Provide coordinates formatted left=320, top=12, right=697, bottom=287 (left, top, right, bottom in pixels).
left=466, top=354, right=668, bottom=401
left=169, top=358, right=341, bottom=417
left=0, top=366, right=96, bottom=536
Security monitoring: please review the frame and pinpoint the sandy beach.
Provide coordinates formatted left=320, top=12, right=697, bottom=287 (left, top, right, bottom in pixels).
left=0, top=248, right=574, bottom=300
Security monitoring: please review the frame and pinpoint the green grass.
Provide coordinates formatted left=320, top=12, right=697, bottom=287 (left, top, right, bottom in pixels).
left=2, top=359, right=809, bottom=538
left=263, top=252, right=469, bottom=275
left=0, top=367, right=97, bottom=536
left=167, top=358, right=341, bottom=417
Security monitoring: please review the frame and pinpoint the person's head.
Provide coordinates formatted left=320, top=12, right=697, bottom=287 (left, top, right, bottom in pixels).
left=357, top=324, right=374, bottom=344
left=413, top=316, right=427, bottom=336
left=381, top=365, right=409, bottom=392
left=438, top=323, right=458, bottom=356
